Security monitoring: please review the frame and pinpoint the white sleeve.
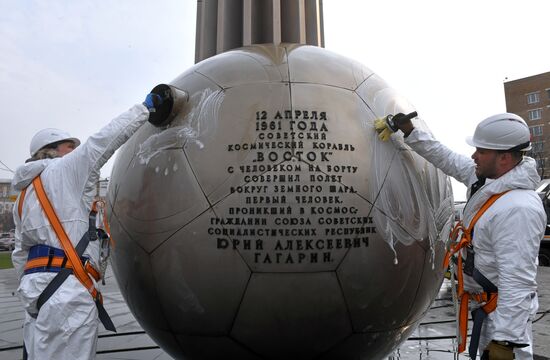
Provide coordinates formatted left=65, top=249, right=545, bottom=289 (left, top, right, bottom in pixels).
left=59, top=104, right=150, bottom=194
left=404, top=128, right=478, bottom=187
left=11, top=197, right=27, bottom=280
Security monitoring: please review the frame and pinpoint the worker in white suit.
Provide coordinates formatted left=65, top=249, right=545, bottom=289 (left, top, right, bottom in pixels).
left=391, top=113, right=545, bottom=360
left=12, top=90, right=166, bottom=360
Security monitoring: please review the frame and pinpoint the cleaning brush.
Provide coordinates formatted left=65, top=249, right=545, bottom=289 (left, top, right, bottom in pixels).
left=374, top=111, right=418, bottom=141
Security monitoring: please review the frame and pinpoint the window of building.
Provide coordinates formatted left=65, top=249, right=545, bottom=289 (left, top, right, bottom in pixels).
left=546, top=88, right=550, bottom=99
left=528, top=108, right=542, bottom=121
left=532, top=140, right=544, bottom=153
left=527, top=92, right=540, bottom=104
left=0, top=202, right=9, bottom=214
left=530, top=125, right=543, bottom=136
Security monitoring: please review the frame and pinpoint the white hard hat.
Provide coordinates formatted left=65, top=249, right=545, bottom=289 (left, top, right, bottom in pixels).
left=465, top=113, right=531, bottom=151
left=29, top=128, right=81, bottom=156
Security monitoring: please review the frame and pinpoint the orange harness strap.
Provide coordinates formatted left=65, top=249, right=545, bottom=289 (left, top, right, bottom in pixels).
left=24, top=256, right=101, bottom=281
left=18, top=188, right=27, bottom=219
left=444, top=191, right=509, bottom=354
left=32, top=176, right=102, bottom=303
left=444, top=192, right=509, bottom=273
left=92, top=199, right=114, bottom=248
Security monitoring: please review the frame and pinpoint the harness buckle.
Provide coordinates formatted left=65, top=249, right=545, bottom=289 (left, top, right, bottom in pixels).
left=89, top=229, right=98, bottom=242
left=46, top=247, right=55, bottom=268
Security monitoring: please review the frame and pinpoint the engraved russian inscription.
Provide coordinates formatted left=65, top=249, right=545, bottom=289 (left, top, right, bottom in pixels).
left=210, top=109, right=374, bottom=270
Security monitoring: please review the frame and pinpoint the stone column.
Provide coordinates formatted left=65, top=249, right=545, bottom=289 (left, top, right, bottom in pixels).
left=195, top=0, right=324, bottom=63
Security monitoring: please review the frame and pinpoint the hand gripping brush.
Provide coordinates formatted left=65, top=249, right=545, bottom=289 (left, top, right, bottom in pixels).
left=374, top=111, right=418, bottom=141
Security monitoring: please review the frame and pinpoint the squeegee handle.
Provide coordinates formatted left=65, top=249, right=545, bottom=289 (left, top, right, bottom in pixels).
left=401, top=111, right=418, bottom=122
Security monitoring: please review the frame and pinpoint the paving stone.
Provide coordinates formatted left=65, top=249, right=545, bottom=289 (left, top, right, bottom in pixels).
left=1, top=261, right=549, bottom=359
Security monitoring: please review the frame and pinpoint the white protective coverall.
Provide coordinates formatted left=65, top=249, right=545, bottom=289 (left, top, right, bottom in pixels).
left=11, top=104, right=149, bottom=359
left=403, top=128, right=545, bottom=359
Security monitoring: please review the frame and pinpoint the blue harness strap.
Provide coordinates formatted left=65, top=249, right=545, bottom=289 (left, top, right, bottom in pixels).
left=23, top=244, right=89, bottom=276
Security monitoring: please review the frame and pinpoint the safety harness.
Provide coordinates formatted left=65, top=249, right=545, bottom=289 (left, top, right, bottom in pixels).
left=443, top=191, right=508, bottom=360
left=18, top=176, right=116, bottom=332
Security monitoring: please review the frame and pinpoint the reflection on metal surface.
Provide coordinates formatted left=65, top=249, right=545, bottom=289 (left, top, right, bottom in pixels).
left=137, top=88, right=224, bottom=165
left=108, top=44, right=454, bottom=359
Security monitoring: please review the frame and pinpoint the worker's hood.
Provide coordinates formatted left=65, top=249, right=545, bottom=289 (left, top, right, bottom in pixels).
left=11, top=159, right=55, bottom=191
left=463, top=156, right=541, bottom=226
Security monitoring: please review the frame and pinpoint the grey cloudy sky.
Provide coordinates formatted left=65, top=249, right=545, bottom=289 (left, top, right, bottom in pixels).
left=1, top=0, right=549, bottom=201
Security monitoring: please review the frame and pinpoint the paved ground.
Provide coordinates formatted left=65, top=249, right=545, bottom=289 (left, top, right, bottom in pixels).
left=1, top=253, right=549, bottom=359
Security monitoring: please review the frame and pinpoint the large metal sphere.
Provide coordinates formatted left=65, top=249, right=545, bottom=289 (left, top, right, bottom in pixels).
left=108, top=44, right=453, bottom=360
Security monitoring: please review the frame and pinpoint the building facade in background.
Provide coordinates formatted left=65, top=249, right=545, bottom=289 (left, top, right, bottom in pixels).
left=0, top=179, right=17, bottom=232
left=0, top=178, right=109, bottom=232
left=504, top=71, right=550, bottom=178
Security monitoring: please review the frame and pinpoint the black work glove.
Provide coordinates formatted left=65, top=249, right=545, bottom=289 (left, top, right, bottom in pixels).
left=386, top=111, right=417, bottom=135
left=481, top=341, right=514, bottom=360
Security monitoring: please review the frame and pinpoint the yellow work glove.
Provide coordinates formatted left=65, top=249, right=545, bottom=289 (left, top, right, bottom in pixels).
left=374, top=118, right=393, bottom=142
left=481, top=341, right=514, bottom=360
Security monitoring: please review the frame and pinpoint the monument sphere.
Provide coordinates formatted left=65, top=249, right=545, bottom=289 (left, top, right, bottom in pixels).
left=108, top=43, right=454, bottom=359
